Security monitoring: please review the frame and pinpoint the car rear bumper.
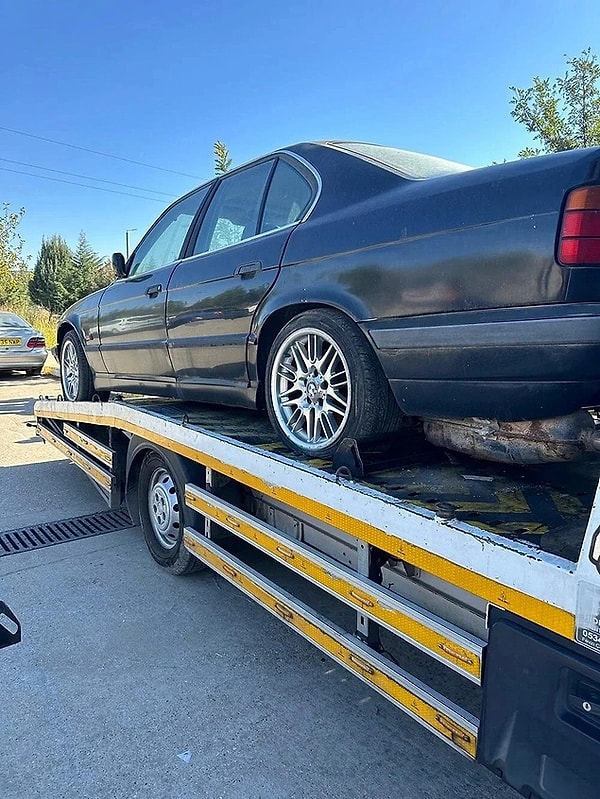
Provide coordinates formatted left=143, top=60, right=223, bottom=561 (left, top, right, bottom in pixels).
left=0, top=351, right=48, bottom=371
left=365, top=305, right=600, bottom=420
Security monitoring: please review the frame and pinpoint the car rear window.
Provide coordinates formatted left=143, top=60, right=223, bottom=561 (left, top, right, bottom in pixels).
left=327, top=141, right=472, bottom=179
left=0, top=313, right=28, bottom=328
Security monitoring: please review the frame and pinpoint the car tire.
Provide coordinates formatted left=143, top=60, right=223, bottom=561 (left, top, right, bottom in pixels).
left=60, top=331, right=109, bottom=402
left=265, top=309, right=402, bottom=457
left=26, top=367, right=43, bottom=376
left=137, top=450, right=204, bottom=575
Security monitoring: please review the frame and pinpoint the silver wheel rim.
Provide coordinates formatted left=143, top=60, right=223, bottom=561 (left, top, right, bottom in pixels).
left=270, top=326, right=352, bottom=451
left=61, top=339, right=80, bottom=401
left=147, top=467, right=180, bottom=550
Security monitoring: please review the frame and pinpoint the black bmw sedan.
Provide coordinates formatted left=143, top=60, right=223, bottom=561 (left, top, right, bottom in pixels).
left=57, top=141, right=600, bottom=461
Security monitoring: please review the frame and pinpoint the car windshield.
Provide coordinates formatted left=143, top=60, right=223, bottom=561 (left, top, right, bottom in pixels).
left=328, top=141, right=472, bottom=179
left=0, top=312, right=29, bottom=329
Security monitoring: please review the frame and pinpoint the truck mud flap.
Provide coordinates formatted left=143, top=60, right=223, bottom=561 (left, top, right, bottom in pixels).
left=479, top=608, right=600, bottom=799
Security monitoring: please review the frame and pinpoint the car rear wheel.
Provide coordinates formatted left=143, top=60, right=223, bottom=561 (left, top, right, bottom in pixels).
left=26, top=367, right=42, bottom=376
left=265, top=310, right=401, bottom=456
left=137, top=450, right=204, bottom=575
left=60, top=331, right=109, bottom=402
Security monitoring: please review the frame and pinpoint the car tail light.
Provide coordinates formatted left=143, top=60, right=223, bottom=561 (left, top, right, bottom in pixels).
left=558, top=186, right=600, bottom=265
left=26, top=336, right=45, bottom=349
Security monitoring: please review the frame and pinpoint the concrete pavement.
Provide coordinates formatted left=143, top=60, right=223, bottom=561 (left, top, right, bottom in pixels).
left=0, top=372, right=108, bottom=530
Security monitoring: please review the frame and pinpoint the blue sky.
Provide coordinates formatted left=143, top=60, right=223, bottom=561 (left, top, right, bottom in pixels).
left=2, top=0, right=599, bottom=263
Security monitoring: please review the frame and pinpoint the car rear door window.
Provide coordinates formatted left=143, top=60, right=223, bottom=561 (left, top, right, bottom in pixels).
left=129, top=187, right=209, bottom=276
left=193, top=161, right=273, bottom=256
left=260, top=160, right=313, bottom=233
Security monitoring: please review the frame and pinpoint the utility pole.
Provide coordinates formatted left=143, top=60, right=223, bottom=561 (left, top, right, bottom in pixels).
left=125, top=228, right=137, bottom=259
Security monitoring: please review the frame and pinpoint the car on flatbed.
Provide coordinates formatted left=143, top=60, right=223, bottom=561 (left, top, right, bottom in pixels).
left=56, top=141, right=600, bottom=462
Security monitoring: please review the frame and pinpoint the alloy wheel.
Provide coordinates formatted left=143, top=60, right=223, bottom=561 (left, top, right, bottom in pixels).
left=61, top=339, right=80, bottom=401
left=269, top=327, right=352, bottom=452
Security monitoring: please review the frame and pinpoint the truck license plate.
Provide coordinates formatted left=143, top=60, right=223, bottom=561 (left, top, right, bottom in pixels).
left=576, top=581, right=600, bottom=653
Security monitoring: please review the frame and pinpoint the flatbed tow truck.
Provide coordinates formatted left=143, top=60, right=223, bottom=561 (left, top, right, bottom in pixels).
left=34, top=395, right=600, bottom=799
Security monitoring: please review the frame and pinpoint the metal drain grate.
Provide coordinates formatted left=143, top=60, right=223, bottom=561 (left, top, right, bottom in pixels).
left=0, top=509, right=134, bottom=557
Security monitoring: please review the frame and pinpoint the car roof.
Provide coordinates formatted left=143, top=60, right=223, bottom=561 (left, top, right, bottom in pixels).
left=309, top=141, right=472, bottom=179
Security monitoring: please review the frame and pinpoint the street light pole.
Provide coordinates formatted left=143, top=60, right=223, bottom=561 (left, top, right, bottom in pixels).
left=125, top=228, right=138, bottom=259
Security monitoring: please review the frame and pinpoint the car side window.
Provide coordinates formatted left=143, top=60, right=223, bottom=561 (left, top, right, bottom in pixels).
left=129, top=186, right=209, bottom=276
left=260, top=160, right=313, bottom=233
left=193, top=161, right=273, bottom=256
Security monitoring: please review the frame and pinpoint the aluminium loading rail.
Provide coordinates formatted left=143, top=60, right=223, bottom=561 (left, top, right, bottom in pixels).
left=35, top=397, right=600, bottom=797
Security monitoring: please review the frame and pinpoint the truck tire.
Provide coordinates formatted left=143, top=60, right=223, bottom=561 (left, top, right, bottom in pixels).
left=137, top=450, right=204, bottom=575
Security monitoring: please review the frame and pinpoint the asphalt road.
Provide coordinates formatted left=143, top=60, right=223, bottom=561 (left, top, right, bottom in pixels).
left=0, top=372, right=519, bottom=799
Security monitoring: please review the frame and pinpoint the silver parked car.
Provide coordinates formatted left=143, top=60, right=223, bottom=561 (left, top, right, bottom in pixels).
left=0, top=312, right=47, bottom=375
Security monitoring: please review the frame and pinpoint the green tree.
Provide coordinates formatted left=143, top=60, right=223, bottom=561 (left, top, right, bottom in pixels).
left=510, top=48, right=600, bottom=157
left=0, top=203, right=30, bottom=308
left=94, top=259, right=117, bottom=291
left=30, top=235, right=73, bottom=314
left=68, top=231, right=111, bottom=298
left=214, top=141, right=232, bottom=174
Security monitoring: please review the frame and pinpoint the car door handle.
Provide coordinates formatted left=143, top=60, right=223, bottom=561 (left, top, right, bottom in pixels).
left=237, top=261, right=263, bottom=278
left=146, top=283, right=162, bottom=297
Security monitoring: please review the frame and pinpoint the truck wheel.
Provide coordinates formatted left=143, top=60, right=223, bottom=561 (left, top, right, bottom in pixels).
left=266, top=309, right=401, bottom=457
left=60, top=331, right=109, bottom=402
left=137, top=450, right=203, bottom=575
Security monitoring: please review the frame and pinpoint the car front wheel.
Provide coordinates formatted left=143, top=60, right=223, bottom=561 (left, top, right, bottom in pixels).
left=60, top=331, right=108, bottom=402
left=265, top=310, right=401, bottom=457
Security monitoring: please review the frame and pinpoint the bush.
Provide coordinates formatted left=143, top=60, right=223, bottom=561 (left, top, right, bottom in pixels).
left=24, top=306, right=58, bottom=349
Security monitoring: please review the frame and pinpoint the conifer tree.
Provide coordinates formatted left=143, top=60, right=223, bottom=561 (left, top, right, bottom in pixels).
left=30, top=235, right=73, bottom=314
left=69, top=231, right=104, bottom=297
left=214, top=141, right=232, bottom=174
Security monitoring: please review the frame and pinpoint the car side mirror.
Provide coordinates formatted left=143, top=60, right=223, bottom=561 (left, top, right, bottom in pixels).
left=112, top=252, right=127, bottom=278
